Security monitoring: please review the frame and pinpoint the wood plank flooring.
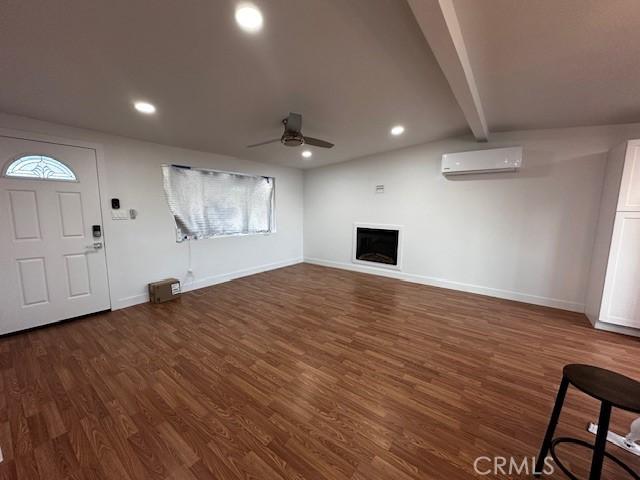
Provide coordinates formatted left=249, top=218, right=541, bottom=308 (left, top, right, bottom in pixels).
left=0, top=263, right=639, bottom=479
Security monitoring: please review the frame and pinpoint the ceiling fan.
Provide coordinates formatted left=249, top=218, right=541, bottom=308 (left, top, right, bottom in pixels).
left=247, top=112, right=334, bottom=149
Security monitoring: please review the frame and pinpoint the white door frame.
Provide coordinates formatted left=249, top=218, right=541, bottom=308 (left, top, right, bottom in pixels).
left=0, top=126, right=114, bottom=311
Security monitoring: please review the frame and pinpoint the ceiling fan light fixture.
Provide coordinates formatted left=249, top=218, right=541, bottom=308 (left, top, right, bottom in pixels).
left=302, top=150, right=312, bottom=158
left=247, top=113, right=334, bottom=149
left=282, top=133, right=304, bottom=146
left=235, top=3, right=263, bottom=32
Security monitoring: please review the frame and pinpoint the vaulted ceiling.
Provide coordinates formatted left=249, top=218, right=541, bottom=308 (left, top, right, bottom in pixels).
left=453, top=0, right=640, bottom=132
left=1, top=0, right=639, bottom=168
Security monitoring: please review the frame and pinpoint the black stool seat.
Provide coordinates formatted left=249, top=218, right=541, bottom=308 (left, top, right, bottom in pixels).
left=535, top=364, right=640, bottom=480
left=564, top=364, right=640, bottom=414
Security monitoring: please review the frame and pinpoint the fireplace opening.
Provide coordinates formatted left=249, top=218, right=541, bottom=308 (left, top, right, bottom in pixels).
left=355, top=227, right=399, bottom=266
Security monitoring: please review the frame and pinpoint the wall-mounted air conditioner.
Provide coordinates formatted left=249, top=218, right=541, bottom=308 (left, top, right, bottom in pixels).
left=441, top=146, right=523, bottom=176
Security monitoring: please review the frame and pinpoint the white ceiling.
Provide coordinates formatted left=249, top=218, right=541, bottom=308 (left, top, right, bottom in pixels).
left=453, top=0, right=640, bottom=132
left=0, top=0, right=467, bottom=168
left=2, top=1, right=639, bottom=169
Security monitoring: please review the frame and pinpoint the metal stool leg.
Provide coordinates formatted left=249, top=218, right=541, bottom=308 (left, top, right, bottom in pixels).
left=589, top=402, right=612, bottom=480
left=535, top=376, right=570, bottom=477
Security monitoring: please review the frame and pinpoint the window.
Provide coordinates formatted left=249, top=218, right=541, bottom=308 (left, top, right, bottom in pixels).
left=4, top=155, right=77, bottom=181
left=162, top=164, right=275, bottom=241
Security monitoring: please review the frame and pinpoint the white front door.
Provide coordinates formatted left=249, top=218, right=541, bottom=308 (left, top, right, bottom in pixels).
left=0, top=135, right=110, bottom=334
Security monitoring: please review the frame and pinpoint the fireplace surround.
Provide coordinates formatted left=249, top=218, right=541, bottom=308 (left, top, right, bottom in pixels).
left=352, top=223, right=403, bottom=270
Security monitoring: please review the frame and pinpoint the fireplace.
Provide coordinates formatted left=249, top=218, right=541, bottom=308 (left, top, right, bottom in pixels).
left=353, top=224, right=402, bottom=269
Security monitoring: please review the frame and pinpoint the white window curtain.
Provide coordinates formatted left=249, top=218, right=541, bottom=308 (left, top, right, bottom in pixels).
left=162, top=165, right=275, bottom=242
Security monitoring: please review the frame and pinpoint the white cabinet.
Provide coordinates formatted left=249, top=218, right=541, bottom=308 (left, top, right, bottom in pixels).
left=618, top=144, right=640, bottom=211
left=586, top=140, right=640, bottom=334
left=600, top=212, right=640, bottom=328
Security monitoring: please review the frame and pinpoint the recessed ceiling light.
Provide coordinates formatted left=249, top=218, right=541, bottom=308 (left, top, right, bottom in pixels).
left=390, top=125, right=405, bottom=136
left=134, top=101, right=156, bottom=114
left=235, top=3, right=263, bottom=32
left=302, top=150, right=312, bottom=158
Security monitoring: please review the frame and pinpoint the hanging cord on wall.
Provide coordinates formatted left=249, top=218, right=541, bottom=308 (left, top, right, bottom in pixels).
left=184, top=238, right=195, bottom=286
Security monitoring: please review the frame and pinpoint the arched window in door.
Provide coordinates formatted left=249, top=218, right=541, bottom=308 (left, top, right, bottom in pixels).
left=4, top=154, right=77, bottom=181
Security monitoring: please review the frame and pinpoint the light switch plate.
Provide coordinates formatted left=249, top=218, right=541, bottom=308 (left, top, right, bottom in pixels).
left=111, top=209, right=129, bottom=220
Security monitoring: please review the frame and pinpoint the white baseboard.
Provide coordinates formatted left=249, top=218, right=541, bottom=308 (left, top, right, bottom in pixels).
left=585, top=311, right=598, bottom=326
left=112, top=257, right=304, bottom=310
left=304, top=257, right=585, bottom=313
left=595, top=321, right=640, bottom=338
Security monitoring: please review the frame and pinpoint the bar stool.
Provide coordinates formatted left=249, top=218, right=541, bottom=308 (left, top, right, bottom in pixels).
left=535, top=364, right=640, bottom=480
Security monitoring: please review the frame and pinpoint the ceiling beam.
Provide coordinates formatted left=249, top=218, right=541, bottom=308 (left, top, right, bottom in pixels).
left=407, top=0, right=489, bottom=141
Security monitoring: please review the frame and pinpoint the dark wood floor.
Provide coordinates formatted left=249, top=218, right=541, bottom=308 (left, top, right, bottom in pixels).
left=0, top=263, right=638, bottom=479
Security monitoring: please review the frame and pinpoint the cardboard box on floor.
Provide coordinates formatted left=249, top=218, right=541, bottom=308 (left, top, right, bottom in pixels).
left=148, top=278, right=181, bottom=303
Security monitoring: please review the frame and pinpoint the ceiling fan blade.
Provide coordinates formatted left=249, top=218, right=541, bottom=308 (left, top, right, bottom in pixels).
left=303, top=136, right=334, bottom=148
left=246, top=138, right=281, bottom=148
left=284, top=112, right=302, bottom=133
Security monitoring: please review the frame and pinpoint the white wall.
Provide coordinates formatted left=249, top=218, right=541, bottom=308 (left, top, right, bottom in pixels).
left=5, top=111, right=640, bottom=315
left=304, top=124, right=640, bottom=312
left=0, top=113, right=304, bottom=309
